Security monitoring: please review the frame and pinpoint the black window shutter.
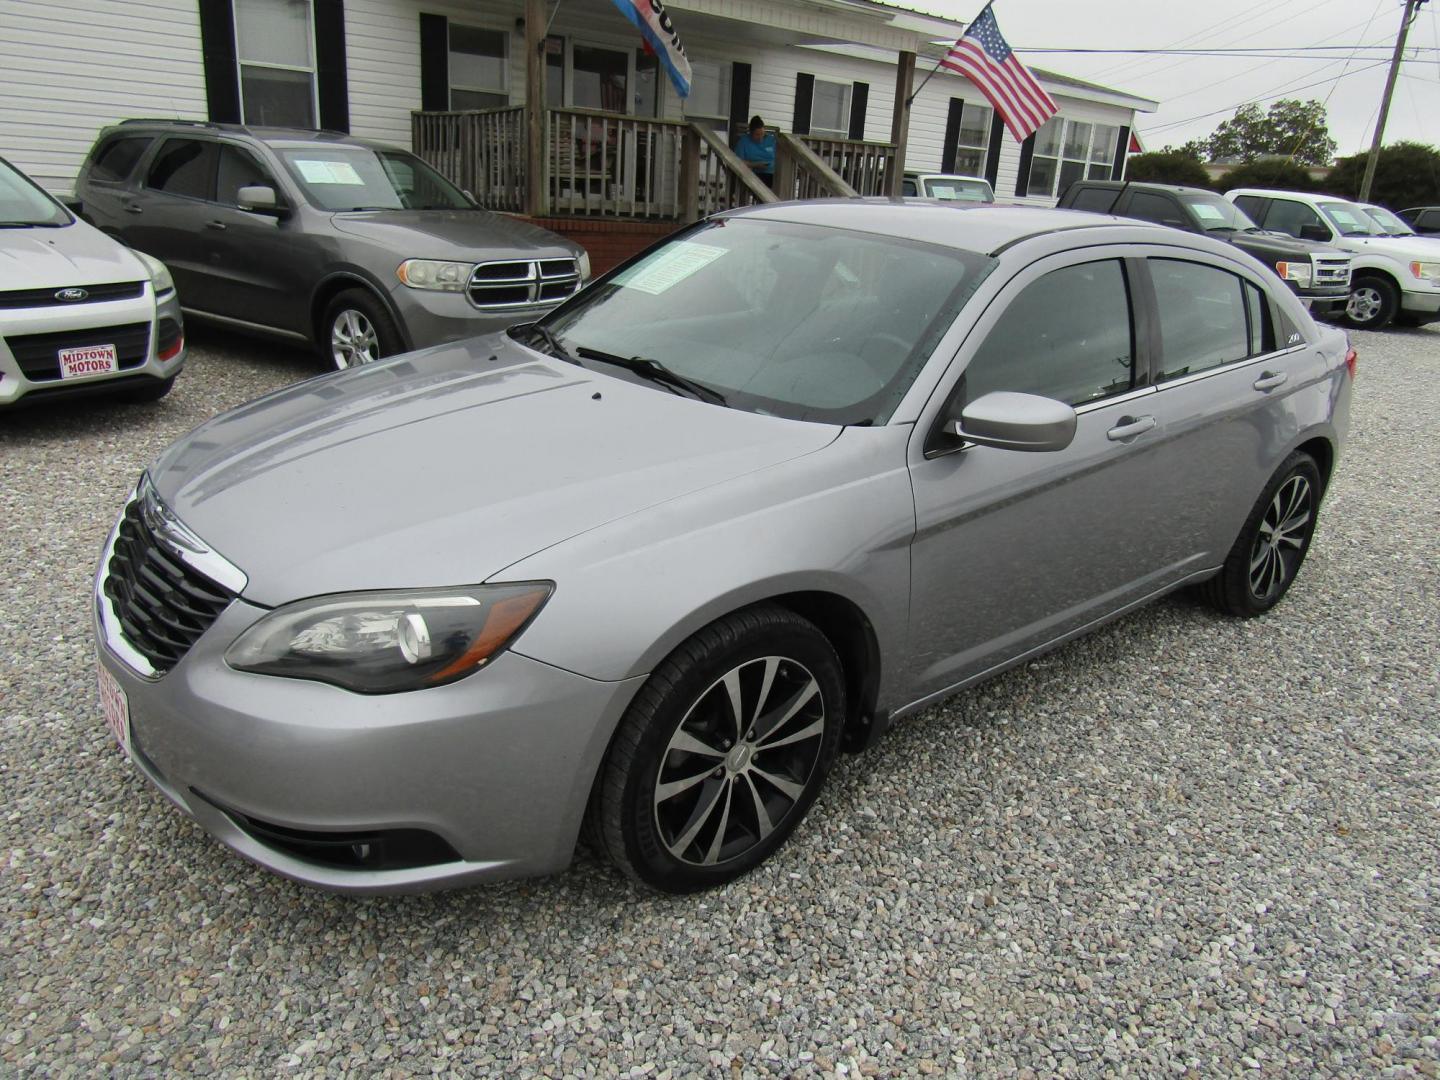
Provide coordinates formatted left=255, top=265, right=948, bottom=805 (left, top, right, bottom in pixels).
left=1015, top=132, right=1035, bottom=197
left=197, top=0, right=241, bottom=123
left=419, top=13, right=450, bottom=112
left=848, top=82, right=869, bottom=139
left=728, top=62, right=751, bottom=142
left=984, top=114, right=1003, bottom=187
left=1112, top=124, right=1131, bottom=180
left=313, top=0, right=349, bottom=131
left=941, top=98, right=964, bottom=173
left=793, top=73, right=814, bottom=135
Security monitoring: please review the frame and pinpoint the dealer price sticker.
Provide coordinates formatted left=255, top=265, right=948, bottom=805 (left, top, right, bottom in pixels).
left=59, top=343, right=118, bottom=379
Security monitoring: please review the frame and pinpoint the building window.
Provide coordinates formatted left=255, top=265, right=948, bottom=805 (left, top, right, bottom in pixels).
left=235, top=0, right=317, bottom=128
left=809, top=79, right=852, bottom=138
left=572, top=44, right=629, bottom=112
left=684, top=60, right=731, bottom=137
left=1028, top=118, right=1120, bottom=199
left=449, top=24, right=508, bottom=110
left=954, top=103, right=992, bottom=176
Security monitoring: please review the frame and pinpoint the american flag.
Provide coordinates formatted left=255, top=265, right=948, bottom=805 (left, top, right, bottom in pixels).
left=939, top=5, right=1057, bottom=143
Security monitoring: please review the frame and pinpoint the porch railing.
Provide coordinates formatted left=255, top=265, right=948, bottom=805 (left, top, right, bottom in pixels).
left=411, top=108, right=896, bottom=220
left=412, top=106, right=525, bottom=212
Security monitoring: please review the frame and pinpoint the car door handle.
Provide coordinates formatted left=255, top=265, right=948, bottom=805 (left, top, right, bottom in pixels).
left=206, top=220, right=227, bottom=231
left=1106, top=415, right=1156, bottom=441
left=123, top=204, right=143, bottom=214
left=1253, top=370, right=1288, bottom=391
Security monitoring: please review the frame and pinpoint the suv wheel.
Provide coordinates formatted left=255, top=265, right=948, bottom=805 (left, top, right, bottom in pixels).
left=1344, top=274, right=1399, bottom=330
left=323, top=289, right=402, bottom=371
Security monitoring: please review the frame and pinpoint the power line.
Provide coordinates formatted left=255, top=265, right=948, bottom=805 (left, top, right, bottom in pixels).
left=1141, top=59, right=1391, bottom=135
left=1015, top=45, right=1438, bottom=55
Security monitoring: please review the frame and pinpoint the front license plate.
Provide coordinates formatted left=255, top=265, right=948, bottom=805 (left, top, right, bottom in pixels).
left=59, top=343, right=119, bottom=379
left=97, top=662, right=131, bottom=755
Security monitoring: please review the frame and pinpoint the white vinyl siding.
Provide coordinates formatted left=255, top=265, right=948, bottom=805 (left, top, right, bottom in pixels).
left=0, top=0, right=207, bottom=192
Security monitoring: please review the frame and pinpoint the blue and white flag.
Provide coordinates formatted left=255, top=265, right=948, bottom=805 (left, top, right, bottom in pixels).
left=608, top=0, right=692, bottom=98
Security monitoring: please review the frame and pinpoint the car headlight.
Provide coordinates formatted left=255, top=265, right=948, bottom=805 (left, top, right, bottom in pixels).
left=1410, top=261, right=1440, bottom=282
left=135, top=250, right=175, bottom=297
left=225, top=583, right=552, bottom=693
left=577, top=250, right=592, bottom=282
left=1275, top=261, right=1312, bottom=287
left=396, top=259, right=475, bottom=292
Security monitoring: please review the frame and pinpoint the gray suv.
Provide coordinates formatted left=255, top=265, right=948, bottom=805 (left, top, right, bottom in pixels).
left=75, top=121, right=589, bottom=368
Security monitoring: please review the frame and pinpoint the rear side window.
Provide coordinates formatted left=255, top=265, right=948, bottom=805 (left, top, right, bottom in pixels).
left=216, top=145, right=277, bottom=206
left=901, top=179, right=918, bottom=196
left=1070, top=187, right=1118, bottom=213
left=89, top=136, right=151, bottom=183
left=963, top=259, right=1135, bottom=408
left=1257, top=199, right=1325, bottom=239
left=1418, top=209, right=1440, bottom=230
left=146, top=139, right=218, bottom=199
left=1125, top=191, right=1188, bottom=228
left=1151, top=260, right=1270, bottom=381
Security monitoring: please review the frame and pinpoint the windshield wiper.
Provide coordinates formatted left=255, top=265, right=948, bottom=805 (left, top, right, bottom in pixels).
left=574, top=347, right=727, bottom=405
left=523, top=323, right=579, bottom=365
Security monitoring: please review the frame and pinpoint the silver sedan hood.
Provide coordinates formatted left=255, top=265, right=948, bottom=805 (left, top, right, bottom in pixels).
left=0, top=219, right=148, bottom=289
left=147, top=336, right=839, bottom=607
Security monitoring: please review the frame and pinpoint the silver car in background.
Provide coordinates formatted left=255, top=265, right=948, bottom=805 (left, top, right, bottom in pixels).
left=93, top=202, right=1353, bottom=894
left=1, top=154, right=184, bottom=407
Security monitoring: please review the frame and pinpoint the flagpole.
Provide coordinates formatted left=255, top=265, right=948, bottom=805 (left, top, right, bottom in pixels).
left=907, top=0, right=993, bottom=106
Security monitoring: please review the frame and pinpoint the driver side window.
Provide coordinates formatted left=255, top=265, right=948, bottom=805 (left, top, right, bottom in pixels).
left=963, top=259, right=1136, bottom=408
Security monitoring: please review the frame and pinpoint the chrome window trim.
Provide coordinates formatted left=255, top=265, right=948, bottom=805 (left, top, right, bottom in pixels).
left=1152, top=343, right=1309, bottom=392
left=1072, top=384, right=1157, bottom=416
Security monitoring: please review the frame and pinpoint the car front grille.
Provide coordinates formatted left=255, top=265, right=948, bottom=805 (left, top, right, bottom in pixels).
left=1312, top=257, right=1351, bottom=286
left=467, top=258, right=580, bottom=309
left=104, top=498, right=237, bottom=674
left=5, top=322, right=150, bottom=381
left=0, top=281, right=145, bottom=310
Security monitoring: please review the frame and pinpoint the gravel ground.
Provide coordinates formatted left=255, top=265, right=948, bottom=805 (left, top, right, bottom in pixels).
left=2, top=323, right=1438, bottom=1078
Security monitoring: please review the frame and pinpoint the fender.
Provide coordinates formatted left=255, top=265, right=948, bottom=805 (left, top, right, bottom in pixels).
left=309, top=268, right=414, bottom=352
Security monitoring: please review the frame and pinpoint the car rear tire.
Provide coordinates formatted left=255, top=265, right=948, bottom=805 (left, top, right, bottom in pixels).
left=118, top=376, right=175, bottom=403
left=590, top=605, right=846, bottom=893
left=1343, top=274, right=1399, bottom=330
left=1201, top=451, right=1322, bottom=617
left=323, top=289, right=403, bottom=371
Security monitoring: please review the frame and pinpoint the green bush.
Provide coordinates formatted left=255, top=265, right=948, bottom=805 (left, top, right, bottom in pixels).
left=1326, top=142, right=1440, bottom=209
left=1215, top=159, right=1318, bottom=194
left=1125, top=152, right=1212, bottom=188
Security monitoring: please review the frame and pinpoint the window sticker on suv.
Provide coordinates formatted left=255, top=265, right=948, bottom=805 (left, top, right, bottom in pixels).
left=293, top=160, right=365, bottom=186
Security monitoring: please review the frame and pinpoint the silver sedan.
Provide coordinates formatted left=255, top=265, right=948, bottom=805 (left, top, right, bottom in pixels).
left=92, top=202, right=1353, bottom=894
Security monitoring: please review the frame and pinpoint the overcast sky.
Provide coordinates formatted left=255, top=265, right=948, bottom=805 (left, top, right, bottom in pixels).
left=903, top=0, right=1440, bottom=156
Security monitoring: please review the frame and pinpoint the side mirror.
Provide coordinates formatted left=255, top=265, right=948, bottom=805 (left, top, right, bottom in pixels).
left=946, top=391, right=1077, bottom=453
left=237, top=184, right=283, bottom=214
left=1298, top=223, right=1331, bottom=242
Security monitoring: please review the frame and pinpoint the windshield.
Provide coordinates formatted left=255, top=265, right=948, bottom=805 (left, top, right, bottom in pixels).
left=279, top=147, right=472, bottom=212
left=923, top=177, right=993, bottom=203
left=1359, top=205, right=1415, bottom=236
left=1319, top=201, right=1386, bottom=237
left=536, top=218, right=993, bottom=426
left=0, top=157, right=71, bottom=227
left=1180, top=194, right=1257, bottom=232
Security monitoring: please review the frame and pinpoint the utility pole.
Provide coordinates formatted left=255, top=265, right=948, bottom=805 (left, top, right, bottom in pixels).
left=1359, top=0, right=1428, bottom=203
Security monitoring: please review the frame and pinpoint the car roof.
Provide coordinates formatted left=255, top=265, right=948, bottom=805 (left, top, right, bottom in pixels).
left=104, top=120, right=402, bottom=153
left=1226, top=188, right=1352, bottom=203
left=1074, top=180, right=1215, bottom=196
left=721, top=199, right=1166, bottom=256
left=905, top=172, right=991, bottom=183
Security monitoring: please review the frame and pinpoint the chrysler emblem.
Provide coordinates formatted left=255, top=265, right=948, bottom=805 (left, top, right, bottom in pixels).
left=55, top=287, right=89, bottom=302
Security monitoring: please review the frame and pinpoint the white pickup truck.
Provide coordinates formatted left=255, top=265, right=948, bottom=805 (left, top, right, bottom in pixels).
left=1227, top=188, right=1440, bottom=330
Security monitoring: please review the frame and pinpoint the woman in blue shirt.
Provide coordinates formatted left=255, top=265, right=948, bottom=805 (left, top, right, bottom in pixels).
left=734, top=115, right=776, bottom=188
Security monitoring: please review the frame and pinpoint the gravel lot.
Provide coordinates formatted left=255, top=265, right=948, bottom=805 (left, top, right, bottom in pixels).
left=2, top=322, right=1438, bottom=1078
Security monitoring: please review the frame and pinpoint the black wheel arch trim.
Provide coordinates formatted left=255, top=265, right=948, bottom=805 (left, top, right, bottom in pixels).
left=310, top=270, right=413, bottom=352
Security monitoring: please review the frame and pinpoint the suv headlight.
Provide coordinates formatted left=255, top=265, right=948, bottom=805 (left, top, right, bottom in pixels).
left=135, top=250, right=175, bottom=297
left=577, top=250, right=592, bottom=282
left=1275, top=261, right=1312, bottom=287
left=225, top=583, right=552, bottom=693
left=396, top=259, right=476, bottom=292
left=1410, top=261, right=1440, bottom=282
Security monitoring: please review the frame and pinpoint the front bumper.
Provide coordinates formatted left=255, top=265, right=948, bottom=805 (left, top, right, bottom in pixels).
left=390, top=284, right=565, bottom=351
left=93, top=521, right=643, bottom=894
left=1399, top=287, right=1440, bottom=321
left=0, top=286, right=184, bottom=407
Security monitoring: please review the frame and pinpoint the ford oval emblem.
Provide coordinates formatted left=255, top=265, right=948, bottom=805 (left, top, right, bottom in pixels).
left=55, top=288, right=89, bottom=302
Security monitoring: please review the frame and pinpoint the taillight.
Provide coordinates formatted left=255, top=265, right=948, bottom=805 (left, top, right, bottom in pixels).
left=1344, top=347, right=1357, bottom=379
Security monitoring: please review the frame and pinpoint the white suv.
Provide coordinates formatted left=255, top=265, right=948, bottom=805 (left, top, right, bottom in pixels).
left=1227, top=188, right=1440, bottom=330
left=1, top=155, right=184, bottom=408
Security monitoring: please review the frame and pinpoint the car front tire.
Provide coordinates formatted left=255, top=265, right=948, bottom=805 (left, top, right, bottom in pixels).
left=1344, top=274, right=1399, bottom=330
left=323, top=289, right=403, bottom=371
left=590, top=605, right=846, bottom=893
left=1202, top=451, right=1322, bottom=617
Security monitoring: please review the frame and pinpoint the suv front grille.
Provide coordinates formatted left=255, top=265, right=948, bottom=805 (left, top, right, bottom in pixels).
left=1313, top=257, right=1351, bottom=286
left=467, top=258, right=580, bottom=309
left=5, top=322, right=150, bottom=381
left=0, top=281, right=145, bottom=310
left=104, top=499, right=237, bottom=673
